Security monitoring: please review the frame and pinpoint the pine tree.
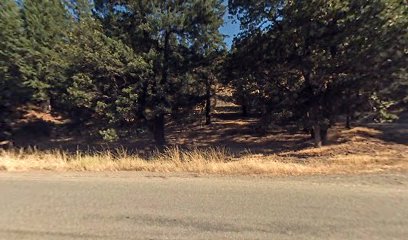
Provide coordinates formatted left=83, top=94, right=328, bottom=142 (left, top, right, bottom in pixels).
left=21, top=0, right=71, bottom=110
left=0, top=0, right=29, bottom=140
left=56, top=0, right=150, bottom=141
left=229, top=0, right=408, bottom=147
left=93, top=0, right=225, bottom=145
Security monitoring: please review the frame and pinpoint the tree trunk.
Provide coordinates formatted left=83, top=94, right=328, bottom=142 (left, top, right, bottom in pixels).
left=205, top=100, right=211, bottom=125
left=312, top=122, right=322, bottom=148
left=0, top=122, right=6, bottom=142
left=321, top=127, right=328, bottom=145
left=345, top=92, right=353, bottom=129
left=309, top=128, right=314, bottom=139
left=329, top=115, right=336, bottom=128
left=310, top=103, right=323, bottom=148
left=205, top=78, right=212, bottom=125
left=151, top=30, right=170, bottom=148
left=346, top=114, right=351, bottom=129
left=303, top=70, right=323, bottom=147
left=152, top=114, right=166, bottom=147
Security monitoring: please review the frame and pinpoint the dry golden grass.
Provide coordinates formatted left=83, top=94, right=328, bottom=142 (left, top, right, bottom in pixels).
left=2, top=114, right=408, bottom=176
left=1, top=142, right=407, bottom=175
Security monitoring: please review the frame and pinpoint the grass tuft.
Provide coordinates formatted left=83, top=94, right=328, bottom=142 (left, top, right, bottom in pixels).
left=1, top=144, right=407, bottom=175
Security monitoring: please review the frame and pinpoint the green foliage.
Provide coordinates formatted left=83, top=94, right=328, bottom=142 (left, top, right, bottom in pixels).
left=21, top=0, right=71, bottom=102
left=228, top=0, right=407, bottom=145
left=1, top=0, right=405, bottom=147
left=0, top=0, right=29, bottom=117
left=92, top=0, right=226, bottom=144
left=370, top=93, right=399, bottom=123
left=99, top=128, right=120, bottom=142
left=61, top=17, right=150, bottom=136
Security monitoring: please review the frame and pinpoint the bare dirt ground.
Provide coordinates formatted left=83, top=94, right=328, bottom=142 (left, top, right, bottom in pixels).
left=10, top=105, right=408, bottom=153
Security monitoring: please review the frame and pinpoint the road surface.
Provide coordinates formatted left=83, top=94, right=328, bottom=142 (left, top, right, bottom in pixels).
left=0, top=172, right=407, bottom=239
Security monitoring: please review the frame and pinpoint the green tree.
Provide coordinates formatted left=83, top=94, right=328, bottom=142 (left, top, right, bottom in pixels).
left=229, top=0, right=407, bottom=147
left=0, top=0, right=29, bottom=140
left=42, top=0, right=146, bottom=140
left=21, top=0, right=71, bottom=110
left=61, top=18, right=150, bottom=141
left=92, top=0, right=225, bottom=145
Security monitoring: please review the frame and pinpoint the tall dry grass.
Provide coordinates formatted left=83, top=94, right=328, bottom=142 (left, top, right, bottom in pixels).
left=1, top=145, right=407, bottom=175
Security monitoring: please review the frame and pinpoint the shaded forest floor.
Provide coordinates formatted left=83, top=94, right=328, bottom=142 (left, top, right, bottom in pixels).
left=1, top=104, right=407, bottom=175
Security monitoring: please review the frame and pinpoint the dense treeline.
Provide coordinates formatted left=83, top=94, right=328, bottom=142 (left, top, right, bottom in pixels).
left=0, top=0, right=406, bottom=148
left=227, top=0, right=407, bottom=147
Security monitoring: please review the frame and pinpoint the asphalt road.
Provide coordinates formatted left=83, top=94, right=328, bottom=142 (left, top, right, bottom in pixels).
left=0, top=172, right=407, bottom=240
